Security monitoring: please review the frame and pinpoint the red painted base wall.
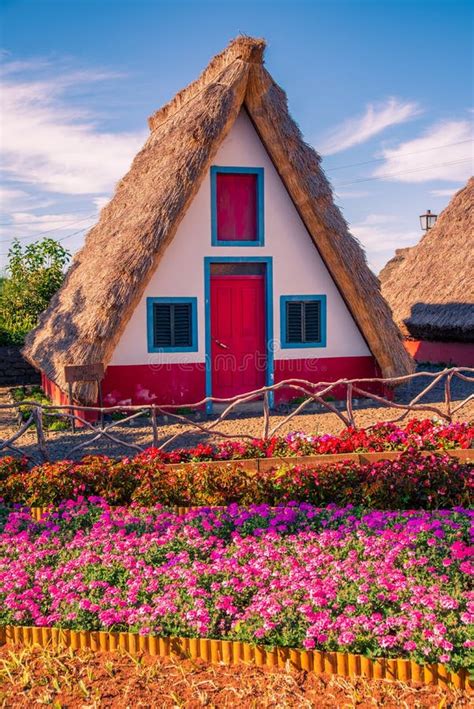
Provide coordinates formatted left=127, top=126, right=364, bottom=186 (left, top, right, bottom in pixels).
left=274, top=355, right=384, bottom=403
left=102, top=357, right=383, bottom=406
left=41, top=373, right=70, bottom=406
left=101, top=364, right=206, bottom=407
left=404, top=340, right=474, bottom=367
left=41, top=374, right=98, bottom=424
left=43, top=356, right=386, bottom=409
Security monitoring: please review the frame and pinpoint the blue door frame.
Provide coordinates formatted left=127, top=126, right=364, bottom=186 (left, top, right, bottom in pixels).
left=204, top=256, right=274, bottom=413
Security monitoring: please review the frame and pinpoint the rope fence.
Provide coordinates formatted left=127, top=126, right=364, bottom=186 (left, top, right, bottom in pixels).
left=1, top=367, right=473, bottom=462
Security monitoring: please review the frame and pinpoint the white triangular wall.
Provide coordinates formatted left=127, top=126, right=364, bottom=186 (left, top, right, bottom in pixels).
left=110, top=110, right=370, bottom=366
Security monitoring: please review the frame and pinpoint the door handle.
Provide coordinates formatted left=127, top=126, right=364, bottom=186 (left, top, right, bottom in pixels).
left=213, top=337, right=229, bottom=349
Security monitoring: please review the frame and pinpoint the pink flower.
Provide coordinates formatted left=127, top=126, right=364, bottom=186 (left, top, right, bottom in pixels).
left=379, top=635, right=397, bottom=649
left=338, top=632, right=356, bottom=645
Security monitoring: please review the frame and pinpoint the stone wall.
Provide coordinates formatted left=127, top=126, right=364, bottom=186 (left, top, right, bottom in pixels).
left=0, top=346, right=40, bottom=386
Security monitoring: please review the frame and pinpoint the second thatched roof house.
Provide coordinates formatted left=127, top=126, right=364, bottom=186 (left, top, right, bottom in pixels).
left=23, top=37, right=412, bottom=408
left=380, top=177, right=474, bottom=367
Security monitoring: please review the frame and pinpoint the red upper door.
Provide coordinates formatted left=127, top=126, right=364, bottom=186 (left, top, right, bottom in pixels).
left=210, top=275, right=266, bottom=398
left=216, top=173, right=258, bottom=241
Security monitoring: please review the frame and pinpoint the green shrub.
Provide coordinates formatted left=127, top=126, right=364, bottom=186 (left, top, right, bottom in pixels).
left=0, top=452, right=472, bottom=510
left=0, top=238, right=70, bottom=344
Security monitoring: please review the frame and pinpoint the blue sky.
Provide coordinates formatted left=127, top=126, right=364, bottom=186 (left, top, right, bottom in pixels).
left=1, top=0, right=473, bottom=273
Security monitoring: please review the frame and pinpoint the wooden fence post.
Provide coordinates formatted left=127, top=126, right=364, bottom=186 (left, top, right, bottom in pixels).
left=445, top=372, right=453, bottom=421
left=262, top=391, right=270, bottom=440
left=34, top=406, right=49, bottom=462
left=346, top=383, right=355, bottom=428
left=151, top=405, right=159, bottom=448
left=68, top=382, right=76, bottom=434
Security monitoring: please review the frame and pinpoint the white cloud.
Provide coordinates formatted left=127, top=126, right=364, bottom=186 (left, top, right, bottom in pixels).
left=0, top=59, right=146, bottom=195
left=93, top=196, right=110, bottom=211
left=0, top=185, right=57, bottom=216
left=0, top=210, right=97, bottom=242
left=350, top=213, right=420, bottom=272
left=430, top=187, right=460, bottom=197
left=319, top=98, right=422, bottom=155
left=334, top=189, right=370, bottom=199
left=0, top=56, right=53, bottom=76
left=359, top=213, right=398, bottom=226
left=0, top=186, right=30, bottom=205
left=10, top=211, right=95, bottom=232
left=373, top=120, right=474, bottom=183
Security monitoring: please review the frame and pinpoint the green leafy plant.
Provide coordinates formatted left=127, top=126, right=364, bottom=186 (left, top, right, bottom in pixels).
left=11, top=386, right=69, bottom=431
left=0, top=238, right=70, bottom=344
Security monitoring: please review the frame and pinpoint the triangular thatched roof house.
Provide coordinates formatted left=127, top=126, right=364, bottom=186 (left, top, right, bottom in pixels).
left=380, top=177, right=474, bottom=365
left=24, top=37, right=412, bottom=406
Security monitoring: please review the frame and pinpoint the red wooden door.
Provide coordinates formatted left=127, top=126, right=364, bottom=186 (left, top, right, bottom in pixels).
left=210, top=275, right=266, bottom=398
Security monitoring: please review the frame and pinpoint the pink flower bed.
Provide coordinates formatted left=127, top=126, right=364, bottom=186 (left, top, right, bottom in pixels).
left=0, top=501, right=472, bottom=671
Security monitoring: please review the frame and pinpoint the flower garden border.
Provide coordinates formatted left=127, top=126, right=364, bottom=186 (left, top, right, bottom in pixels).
left=8, top=447, right=474, bottom=519
left=0, top=625, right=471, bottom=691
left=4, top=451, right=472, bottom=687
left=163, top=447, right=474, bottom=474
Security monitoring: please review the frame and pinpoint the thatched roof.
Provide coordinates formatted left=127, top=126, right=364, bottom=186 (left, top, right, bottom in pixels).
left=380, top=177, right=474, bottom=342
left=23, top=36, right=413, bottom=403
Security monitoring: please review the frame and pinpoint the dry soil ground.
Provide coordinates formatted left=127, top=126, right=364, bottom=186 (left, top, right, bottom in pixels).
left=0, top=645, right=471, bottom=709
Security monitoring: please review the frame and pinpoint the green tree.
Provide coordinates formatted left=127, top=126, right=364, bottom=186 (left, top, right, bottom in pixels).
left=0, top=238, right=70, bottom=344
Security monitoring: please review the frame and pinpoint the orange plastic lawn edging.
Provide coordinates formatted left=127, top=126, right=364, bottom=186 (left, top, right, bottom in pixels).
left=0, top=626, right=471, bottom=691
left=27, top=505, right=199, bottom=520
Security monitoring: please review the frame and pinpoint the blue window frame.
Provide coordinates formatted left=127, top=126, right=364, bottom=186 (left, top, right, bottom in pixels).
left=210, top=166, right=264, bottom=246
left=280, top=295, right=327, bottom=348
left=147, top=297, right=198, bottom=353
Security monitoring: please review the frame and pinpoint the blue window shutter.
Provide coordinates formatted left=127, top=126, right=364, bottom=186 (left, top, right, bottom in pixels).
left=147, top=297, right=198, bottom=353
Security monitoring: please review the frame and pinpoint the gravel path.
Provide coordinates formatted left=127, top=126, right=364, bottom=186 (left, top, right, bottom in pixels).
left=1, top=366, right=472, bottom=463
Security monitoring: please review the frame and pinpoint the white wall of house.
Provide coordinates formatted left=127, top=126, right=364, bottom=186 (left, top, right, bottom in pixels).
left=110, top=110, right=371, bottom=366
